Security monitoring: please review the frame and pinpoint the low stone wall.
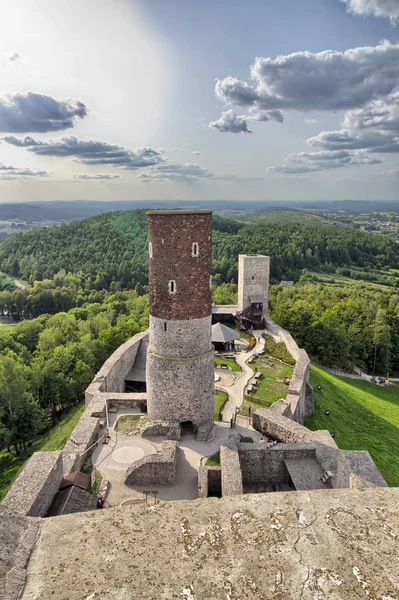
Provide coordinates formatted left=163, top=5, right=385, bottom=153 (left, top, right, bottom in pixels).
left=265, top=317, right=313, bottom=423
left=220, top=433, right=243, bottom=496
left=252, top=408, right=352, bottom=489
left=253, top=408, right=332, bottom=445
left=239, top=443, right=316, bottom=486
left=141, top=420, right=181, bottom=440
left=125, top=441, right=178, bottom=486
left=2, top=452, right=63, bottom=517
left=85, top=330, right=148, bottom=400
left=343, top=451, right=388, bottom=488
left=63, top=401, right=102, bottom=471
left=106, top=393, right=147, bottom=411
left=198, top=464, right=222, bottom=498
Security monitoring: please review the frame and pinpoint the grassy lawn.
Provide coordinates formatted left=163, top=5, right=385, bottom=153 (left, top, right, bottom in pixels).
left=206, top=451, right=220, bottom=466
left=214, top=390, right=228, bottom=421
left=115, top=415, right=142, bottom=434
left=214, top=356, right=241, bottom=372
left=0, top=403, right=85, bottom=501
left=305, top=365, right=399, bottom=487
left=239, top=358, right=293, bottom=416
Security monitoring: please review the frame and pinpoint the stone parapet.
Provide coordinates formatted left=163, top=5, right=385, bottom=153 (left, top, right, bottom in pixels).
left=140, top=420, right=181, bottom=440
left=198, top=464, right=222, bottom=498
left=239, top=442, right=316, bottom=486
left=2, top=452, right=63, bottom=517
left=220, top=433, right=243, bottom=496
left=125, top=441, right=179, bottom=486
left=85, top=330, right=148, bottom=399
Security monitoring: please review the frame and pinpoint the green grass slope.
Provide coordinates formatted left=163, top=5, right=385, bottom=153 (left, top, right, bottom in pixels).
left=0, top=403, right=85, bottom=501
left=306, top=366, right=399, bottom=486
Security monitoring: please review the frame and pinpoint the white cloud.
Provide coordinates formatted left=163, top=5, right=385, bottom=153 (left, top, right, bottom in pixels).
left=0, top=162, right=50, bottom=180
left=138, top=161, right=237, bottom=182
left=3, top=135, right=163, bottom=169
left=0, top=92, right=87, bottom=133
left=192, top=151, right=201, bottom=155
left=72, top=173, right=122, bottom=180
left=307, top=93, right=399, bottom=153
left=209, top=110, right=252, bottom=133
left=342, top=0, right=399, bottom=24
left=213, top=41, right=399, bottom=116
left=269, top=150, right=382, bottom=173
left=209, top=107, right=283, bottom=133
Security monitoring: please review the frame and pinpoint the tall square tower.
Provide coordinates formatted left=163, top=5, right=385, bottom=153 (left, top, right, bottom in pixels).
left=146, top=210, right=214, bottom=441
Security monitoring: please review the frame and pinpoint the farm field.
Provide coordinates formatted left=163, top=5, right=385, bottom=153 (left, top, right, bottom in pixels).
left=306, top=366, right=399, bottom=487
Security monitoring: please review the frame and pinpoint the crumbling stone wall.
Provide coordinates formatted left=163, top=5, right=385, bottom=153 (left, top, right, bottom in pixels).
left=63, top=400, right=102, bottom=471
left=85, top=330, right=148, bottom=399
left=125, top=441, right=178, bottom=486
left=239, top=443, right=316, bottom=486
left=265, top=317, right=313, bottom=424
left=198, top=464, right=222, bottom=498
left=220, top=433, right=243, bottom=496
left=238, top=254, right=270, bottom=313
left=140, top=420, right=181, bottom=440
left=2, top=452, right=63, bottom=517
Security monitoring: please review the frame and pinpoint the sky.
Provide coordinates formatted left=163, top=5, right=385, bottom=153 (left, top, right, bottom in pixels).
left=0, top=0, right=398, bottom=203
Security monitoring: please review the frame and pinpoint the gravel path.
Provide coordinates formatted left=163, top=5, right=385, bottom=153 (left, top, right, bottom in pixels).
left=220, top=330, right=265, bottom=422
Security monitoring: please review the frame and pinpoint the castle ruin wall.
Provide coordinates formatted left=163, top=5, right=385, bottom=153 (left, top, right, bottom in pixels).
left=85, top=330, right=148, bottom=401
left=220, top=433, right=243, bottom=496
left=125, top=440, right=178, bottom=486
left=198, top=464, right=222, bottom=498
left=2, top=452, right=63, bottom=517
left=238, top=443, right=316, bottom=486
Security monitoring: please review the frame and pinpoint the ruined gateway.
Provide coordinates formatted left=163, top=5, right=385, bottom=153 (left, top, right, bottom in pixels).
left=1, top=210, right=398, bottom=599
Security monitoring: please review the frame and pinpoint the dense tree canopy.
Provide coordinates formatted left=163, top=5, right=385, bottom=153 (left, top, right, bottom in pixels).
left=1, top=211, right=397, bottom=292
left=269, top=282, right=399, bottom=376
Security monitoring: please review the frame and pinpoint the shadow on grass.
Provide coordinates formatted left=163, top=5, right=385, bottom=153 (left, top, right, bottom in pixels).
left=307, top=368, right=399, bottom=487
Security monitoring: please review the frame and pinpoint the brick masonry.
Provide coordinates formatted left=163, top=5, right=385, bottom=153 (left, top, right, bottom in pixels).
left=147, top=210, right=212, bottom=321
left=147, top=211, right=214, bottom=439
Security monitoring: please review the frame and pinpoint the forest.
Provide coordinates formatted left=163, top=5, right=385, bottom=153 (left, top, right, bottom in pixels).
left=0, top=209, right=398, bottom=460
left=0, top=209, right=397, bottom=290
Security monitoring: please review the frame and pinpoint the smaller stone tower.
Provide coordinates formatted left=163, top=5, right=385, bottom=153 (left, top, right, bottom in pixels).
left=146, top=210, right=214, bottom=441
left=238, top=254, right=270, bottom=314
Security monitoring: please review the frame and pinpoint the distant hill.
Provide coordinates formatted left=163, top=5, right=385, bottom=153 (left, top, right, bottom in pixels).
left=0, top=199, right=397, bottom=222
left=0, top=208, right=397, bottom=289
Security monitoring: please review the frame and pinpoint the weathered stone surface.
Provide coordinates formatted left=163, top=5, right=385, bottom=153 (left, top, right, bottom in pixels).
left=238, top=254, right=270, bottom=313
left=220, top=433, right=243, bottom=496
left=85, top=330, right=148, bottom=399
left=125, top=440, right=178, bottom=486
left=198, top=464, right=221, bottom=498
left=0, top=508, right=41, bottom=600
left=344, top=450, right=388, bottom=488
left=18, top=488, right=399, bottom=600
left=140, top=419, right=181, bottom=440
left=2, top=452, right=63, bottom=517
left=239, top=442, right=316, bottom=486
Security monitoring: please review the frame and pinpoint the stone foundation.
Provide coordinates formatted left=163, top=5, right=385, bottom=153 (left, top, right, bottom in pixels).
left=140, top=420, right=181, bottom=440
left=125, top=441, right=179, bottom=486
left=220, top=433, right=243, bottom=496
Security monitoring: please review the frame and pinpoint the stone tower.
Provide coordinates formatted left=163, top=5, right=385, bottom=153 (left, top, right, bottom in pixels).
left=238, top=254, right=270, bottom=314
left=146, top=210, right=214, bottom=441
